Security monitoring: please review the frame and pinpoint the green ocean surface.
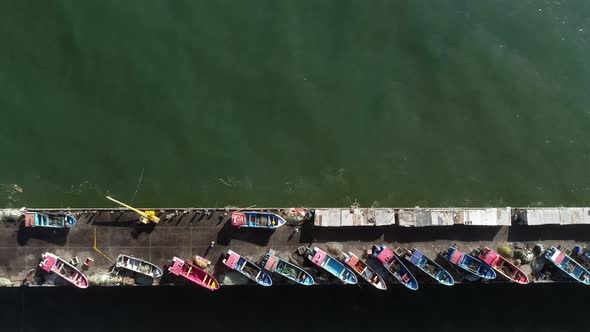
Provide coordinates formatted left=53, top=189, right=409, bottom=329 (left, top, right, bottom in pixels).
left=1, top=1, right=589, bottom=208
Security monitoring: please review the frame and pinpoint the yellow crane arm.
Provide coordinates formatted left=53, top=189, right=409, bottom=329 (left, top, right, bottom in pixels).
left=105, top=196, right=160, bottom=223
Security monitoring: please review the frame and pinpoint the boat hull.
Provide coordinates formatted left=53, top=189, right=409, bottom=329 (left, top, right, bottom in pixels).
left=168, top=257, right=220, bottom=290
left=545, top=246, right=590, bottom=285
left=371, top=245, right=418, bottom=291
left=344, top=252, right=387, bottom=290
left=442, top=246, right=496, bottom=280
left=39, top=252, right=88, bottom=288
left=478, top=248, right=529, bottom=285
left=25, top=212, right=76, bottom=228
left=224, top=250, right=272, bottom=286
left=115, top=254, right=163, bottom=278
left=308, top=247, right=357, bottom=284
left=231, top=211, right=286, bottom=229
left=403, top=248, right=454, bottom=286
left=261, top=253, right=314, bottom=286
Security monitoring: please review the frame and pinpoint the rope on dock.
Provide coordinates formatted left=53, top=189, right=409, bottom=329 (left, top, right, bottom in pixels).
left=93, top=227, right=113, bottom=262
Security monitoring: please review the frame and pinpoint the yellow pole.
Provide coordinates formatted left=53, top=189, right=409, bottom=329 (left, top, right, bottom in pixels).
left=105, top=196, right=160, bottom=224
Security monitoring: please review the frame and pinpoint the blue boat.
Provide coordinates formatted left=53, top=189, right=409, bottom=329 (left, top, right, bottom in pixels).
left=371, top=245, right=419, bottom=291
left=223, top=250, right=272, bottom=286
left=401, top=247, right=454, bottom=286
left=441, top=246, right=496, bottom=280
left=261, top=251, right=314, bottom=286
left=25, top=212, right=77, bottom=228
left=231, top=211, right=286, bottom=229
left=545, top=246, right=590, bottom=285
left=308, top=246, right=357, bottom=284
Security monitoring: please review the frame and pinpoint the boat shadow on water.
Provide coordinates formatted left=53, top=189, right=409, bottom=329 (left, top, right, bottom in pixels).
left=16, top=226, right=69, bottom=246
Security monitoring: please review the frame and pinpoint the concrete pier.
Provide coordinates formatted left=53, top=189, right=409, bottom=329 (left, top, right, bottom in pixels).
left=0, top=206, right=589, bottom=287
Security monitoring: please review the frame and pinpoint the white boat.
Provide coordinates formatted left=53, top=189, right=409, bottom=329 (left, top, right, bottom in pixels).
left=115, top=254, right=163, bottom=278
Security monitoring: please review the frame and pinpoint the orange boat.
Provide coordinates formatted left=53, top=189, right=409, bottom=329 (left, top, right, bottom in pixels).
left=478, top=247, right=530, bottom=285
left=168, top=257, right=220, bottom=290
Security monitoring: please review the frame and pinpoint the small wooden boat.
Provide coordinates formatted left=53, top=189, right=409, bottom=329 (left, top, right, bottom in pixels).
left=231, top=211, right=286, bottom=229
left=168, top=257, right=220, bottom=290
left=441, top=246, right=496, bottom=280
left=308, top=246, right=357, bottom=284
left=25, top=212, right=76, bottom=228
left=115, top=254, right=163, bottom=278
left=371, top=245, right=418, bottom=291
left=343, top=252, right=387, bottom=290
left=261, top=252, right=314, bottom=286
left=223, top=250, right=272, bottom=286
left=478, top=247, right=529, bottom=285
left=39, top=252, right=88, bottom=288
left=401, top=248, right=454, bottom=286
left=545, top=246, right=590, bottom=285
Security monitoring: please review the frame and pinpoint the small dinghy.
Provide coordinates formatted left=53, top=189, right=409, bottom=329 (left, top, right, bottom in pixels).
left=39, top=252, right=88, bottom=288
left=115, top=254, right=163, bottom=278
left=168, top=257, right=220, bottom=290
left=478, top=247, right=529, bottom=285
left=261, top=252, right=314, bottom=286
left=441, top=246, right=495, bottom=280
left=545, top=246, right=590, bottom=285
left=223, top=250, right=272, bottom=286
left=231, top=211, right=286, bottom=229
left=371, top=245, right=418, bottom=291
left=343, top=252, right=387, bottom=290
left=308, top=246, right=357, bottom=284
left=400, top=248, right=454, bottom=286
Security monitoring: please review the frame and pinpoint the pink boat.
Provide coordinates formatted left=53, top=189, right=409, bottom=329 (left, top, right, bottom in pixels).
left=39, top=252, right=89, bottom=288
left=478, top=247, right=530, bottom=285
left=168, top=257, right=220, bottom=290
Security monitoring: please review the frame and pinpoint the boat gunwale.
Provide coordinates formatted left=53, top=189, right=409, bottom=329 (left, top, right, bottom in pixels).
left=115, top=254, right=164, bottom=278
left=262, top=253, right=314, bottom=286
left=42, top=252, right=89, bottom=289
left=308, top=246, right=357, bottom=285
left=479, top=248, right=529, bottom=285
left=372, top=245, right=418, bottom=291
left=545, top=246, right=590, bottom=285
left=442, top=246, right=496, bottom=280
left=226, top=250, right=272, bottom=286
left=344, top=252, right=387, bottom=290
left=404, top=248, right=454, bottom=286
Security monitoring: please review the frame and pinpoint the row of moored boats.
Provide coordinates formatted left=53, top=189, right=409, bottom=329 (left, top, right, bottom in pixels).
left=26, top=211, right=590, bottom=289
left=36, top=244, right=590, bottom=290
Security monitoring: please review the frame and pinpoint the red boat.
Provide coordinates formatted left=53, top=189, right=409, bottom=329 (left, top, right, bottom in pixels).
left=39, top=252, right=89, bottom=288
left=478, top=247, right=530, bottom=285
left=168, top=257, right=220, bottom=290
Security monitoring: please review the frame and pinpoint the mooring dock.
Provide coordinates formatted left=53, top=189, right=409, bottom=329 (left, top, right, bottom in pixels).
left=0, top=206, right=590, bottom=287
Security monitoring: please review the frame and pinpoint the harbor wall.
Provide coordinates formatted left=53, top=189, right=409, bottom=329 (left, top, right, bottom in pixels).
left=0, top=206, right=589, bottom=288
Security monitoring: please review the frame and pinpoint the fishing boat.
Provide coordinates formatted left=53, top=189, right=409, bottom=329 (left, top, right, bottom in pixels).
left=343, top=252, right=387, bottom=290
left=308, top=247, right=357, bottom=284
left=441, top=246, right=496, bottom=280
left=223, top=250, right=272, bottom=286
left=115, top=254, right=163, bottom=278
left=25, top=212, right=76, bottom=228
left=231, top=211, right=286, bottom=229
left=545, top=246, right=590, bottom=285
left=168, top=257, right=220, bottom=290
left=371, top=245, right=418, bottom=291
left=39, top=252, right=88, bottom=288
left=401, top=248, right=454, bottom=286
left=260, top=252, right=314, bottom=286
left=478, top=247, right=529, bottom=284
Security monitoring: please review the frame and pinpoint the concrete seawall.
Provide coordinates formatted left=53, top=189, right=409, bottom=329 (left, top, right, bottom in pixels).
left=0, top=206, right=589, bottom=288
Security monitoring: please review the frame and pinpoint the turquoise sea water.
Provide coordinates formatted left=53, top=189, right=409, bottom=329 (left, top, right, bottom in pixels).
left=1, top=1, right=589, bottom=208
